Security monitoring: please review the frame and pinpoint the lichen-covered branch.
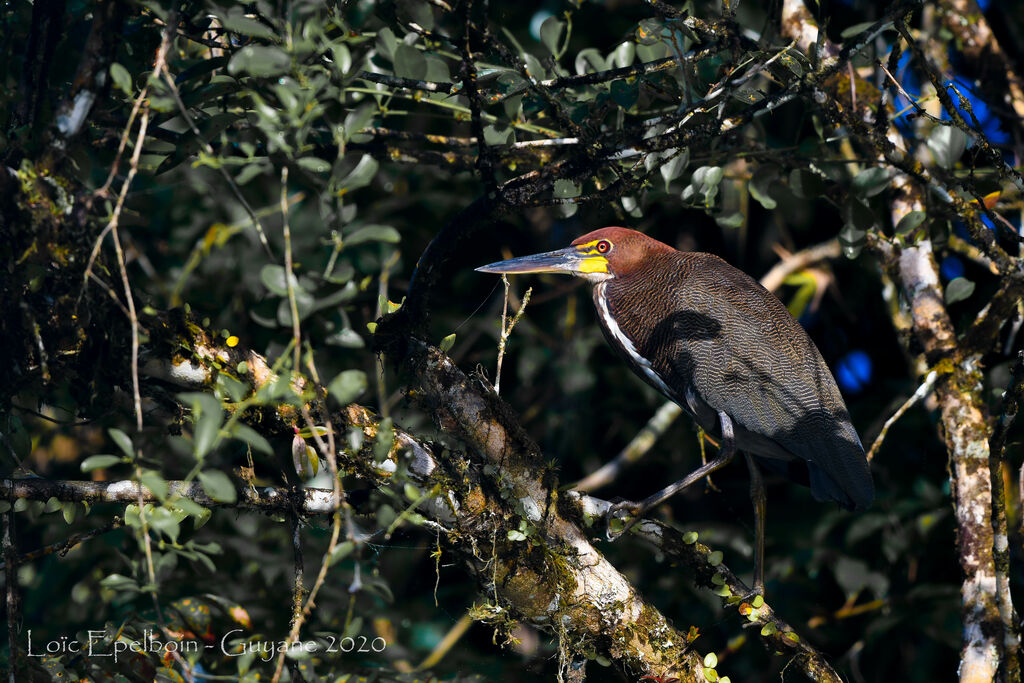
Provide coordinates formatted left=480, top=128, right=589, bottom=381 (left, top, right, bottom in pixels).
left=138, top=316, right=709, bottom=679
left=779, top=2, right=1020, bottom=680
left=392, top=341, right=709, bottom=680
left=0, top=478, right=343, bottom=514
left=564, top=496, right=844, bottom=683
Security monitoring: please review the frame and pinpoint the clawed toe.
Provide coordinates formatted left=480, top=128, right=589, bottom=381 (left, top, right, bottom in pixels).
left=605, top=499, right=642, bottom=541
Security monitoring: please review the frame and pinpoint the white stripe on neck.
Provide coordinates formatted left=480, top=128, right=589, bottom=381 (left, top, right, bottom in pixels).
left=594, top=283, right=675, bottom=399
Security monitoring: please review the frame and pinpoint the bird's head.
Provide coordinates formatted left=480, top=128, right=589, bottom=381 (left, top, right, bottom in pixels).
left=476, top=227, right=668, bottom=282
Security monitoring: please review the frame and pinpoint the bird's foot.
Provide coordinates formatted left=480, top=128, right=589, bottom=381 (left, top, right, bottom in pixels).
left=605, top=499, right=642, bottom=541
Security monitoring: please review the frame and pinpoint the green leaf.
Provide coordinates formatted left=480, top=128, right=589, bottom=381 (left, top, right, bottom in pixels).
left=540, top=16, right=565, bottom=55
left=219, top=9, right=277, bottom=40
left=895, top=210, right=928, bottom=235
left=393, top=43, right=427, bottom=80
left=374, top=417, right=394, bottom=462
left=715, top=212, right=744, bottom=229
left=109, top=428, right=134, bottom=458
left=611, top=41, right=635, bottom=68
left=275, top=285, right=316, bottom=325
left=328, top=369, right=368, bottom=405
left=110, top=63, right=132, bottom=95
left=175, top=56, right=231, bottom=85
left=945, top=277, right=975, bottom=304
left=215, top=374, right=247, bottom=404
left=833, top=555, right=871, bottom=595
left=439, top=333, right=456, bottom=353
left=483, top=124, right=513, bottom=146
left=503, top=93, right=523, bottom=120
left=172, top=498, right=208, bottom=521
left=331, top=44, right=353, bottom=75
left=81, top=455, right=124, bottom=472
left=840, top=198, right=874, bottom=259
left=338, top=155, right=378, bottom=193
left=232, top=424, right=273, bottom=455
left=236, top=161, right=269, bottom=186
left=731, top=87, right=764, bottom=104
left=343, top=104, right=376, bottom=141
left=636, top=41, right=669, bottom=62
left=575, top=48, right=607, bottom=75
left=852, top=167, right=891, bottom=198
left=326, top=327, right=365, bottom=348
left=401, top=0, right=435, bottom=30
left=777, top=52, right=804, bottom=76
left=149, top=506, right=181, bottom=542
left=704, top=652, right=718, bottom=668
left=553, top=178, right=581, bottom=199
left=140, top=470, right=169, bottom=501
left=610, top=79, right=639, bottom=109
left=329, top=541, right=355, bottom=566
left=62, top=503, right=76, bottom=524
left=297, top=157, right=331, bottom=174
left=635, top=18, right=663, bottom=46
left=193, top=401, right=224, bottom=459
left=660, top=149, right=690, bottom=190
left=928, top=125, right=968, bottom=169
left=228, top=45, right=291, bottom=78
left=375, top=27, right=398, bottom=60
left=621, top=195, right=643, bottom=218
left=843, top=197, right=876, bottom=232
left=260, top=264, right=299, bottom=296
left=198, top=470, right=237, bottom=503
left=685, top=166, right=724, bottom=207
left=522, top=53, right=546, bottom=80
left=749, top=164, right=780, bottom=210
left=100, top=573, right=141, bottom=593
left=345, top=224, right=400, bottom=246
left=376, top=503, right=397, bottom=528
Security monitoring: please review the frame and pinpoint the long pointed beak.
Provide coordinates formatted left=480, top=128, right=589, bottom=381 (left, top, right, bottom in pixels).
left=475, top=247, right=584, bottom=275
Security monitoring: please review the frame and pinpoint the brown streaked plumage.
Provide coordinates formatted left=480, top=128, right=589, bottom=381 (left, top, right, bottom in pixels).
left=477, top=226, right=873, bottom=592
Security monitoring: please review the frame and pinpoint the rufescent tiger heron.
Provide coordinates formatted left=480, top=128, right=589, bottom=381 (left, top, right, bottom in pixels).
left=477, top=227, right=873, bottom=593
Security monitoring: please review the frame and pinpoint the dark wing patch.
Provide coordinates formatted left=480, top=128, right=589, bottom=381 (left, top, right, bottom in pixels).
left=610, top=252, right=874, bottom=510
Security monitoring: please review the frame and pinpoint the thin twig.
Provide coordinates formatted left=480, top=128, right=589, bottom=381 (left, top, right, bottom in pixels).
left=867, top=370, right=937, bottom=461
left=281, top=167, right=302, bottom=373
left=574, top=402, right=682, bottom=492
left=416, top=611, right=473, bottom=670
left=0, top=479, right=348, bottom=512
left=494, top=276, right=532, bottom=395
left=0, top=518, right=124, bottom=570
left=5, top=509, right=20, bottom=681
left=375, top=249, right=401, bottom=419
left=895, top=19, right=1024, bottom=194
left=989, top=350, right=1024, bottom=678
left=160, top=65, right=274, bottom=258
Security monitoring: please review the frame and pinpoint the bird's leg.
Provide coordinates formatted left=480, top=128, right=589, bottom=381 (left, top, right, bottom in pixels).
left=744, top=453, right=766, bottom=596
left=607, top=411, right=736, bottom=540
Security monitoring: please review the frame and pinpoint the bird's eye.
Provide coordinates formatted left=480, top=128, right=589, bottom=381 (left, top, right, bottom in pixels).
left=596, top=240, right=611, bottom=254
